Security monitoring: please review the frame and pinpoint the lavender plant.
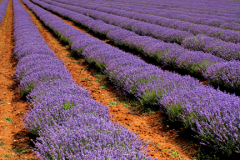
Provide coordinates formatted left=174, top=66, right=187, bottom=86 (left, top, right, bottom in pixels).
left=0, top=0, right=9, bottom=24
left=182, top=35, right=240, bottom=61
left=205, top=61, right=240, bottom=91
left=161, top=85, right=240, bottom=155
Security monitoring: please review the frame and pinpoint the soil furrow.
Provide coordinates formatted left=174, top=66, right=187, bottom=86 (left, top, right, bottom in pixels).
left=0, top=0, right=36, bottom=159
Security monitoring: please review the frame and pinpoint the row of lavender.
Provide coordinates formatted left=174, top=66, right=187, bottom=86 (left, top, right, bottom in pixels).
left=14, top=0, right=152, bottom=159
left=0, top=0, right=9, bottom=24
left=31, top=0, right=240, bottom=92
left=54, top=0, right=240, bottom=33
left=43, top=0, right=240, bottom=45
left=74, top=0, right=240, bottom=30
left=91, top=0, right=240, bottom=18
left=40, top=0, right=240, bottom=61
left=85, top=1, right=240, bottom=32
left=105, top=0, right=240, bottom=19
left=133, top=0, right=240, bottom=18
left=24, top=0, right=240, bottom=156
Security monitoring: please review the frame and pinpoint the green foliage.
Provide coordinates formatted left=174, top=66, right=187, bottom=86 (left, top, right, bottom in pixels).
left=159, top=118, right=167, bottom=123
left=95, top=79, right=101, bottom=82
left=152, top=50, right=170, bottom=62
left=197, top=60, right=213, bottom=73
left=62, top=101, right=75, bottom=110
left=194, top=149, right=220, bottom=160
left=143, top=109, right=155, bottom=115
left=99, top=84, right=107, bottom=90
left=20, top=82, right=35, bottom=97
left=2, top=154, right=10, bottom=158
left=95, top=62, right=106, bottom=71
left=123, top=103, right=130, bottom=108
left=94, top=73, right=105, bottom=79
left=0, top=140, right=5, bottom=146
left=0, top=101, right=7, bottom=104
left=108, top=101, right=117, bottom=106
left=161, top=148, right=168, bottom=152
left=114, top=98, right=119, bottom=101
left=12, top=146, right=28, bottom=155
left=87, top=81, right=93, bottom=85
left=170, top=150, right=179, bottom=158
left=4, top=117, right=13, bottom=123
left=140, top=87, right=169, bottom=105
left=1, top=126, right=7, bottom=130
left=165, top=103, right=183, bottom=122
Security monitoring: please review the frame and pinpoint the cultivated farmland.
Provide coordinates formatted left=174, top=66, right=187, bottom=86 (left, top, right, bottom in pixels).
left=0, top=0, right=239, bottom=159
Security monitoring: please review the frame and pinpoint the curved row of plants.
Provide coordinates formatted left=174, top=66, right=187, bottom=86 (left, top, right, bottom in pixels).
left=14, top=0, right=152, bottom=159
left=31, top=0, right=240, bottom=93
left=24, top=0, right=240, bottom=156
left=39, top=0, right=240, bottom=61
left=0, top=0, right=9, bottom=24
left=73, top=0, right=240, bottom=30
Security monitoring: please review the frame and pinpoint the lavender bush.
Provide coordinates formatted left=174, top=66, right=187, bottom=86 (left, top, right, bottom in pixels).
left=35, top=118, right=150, bottom=160
left=205, top=61, right=240, bottom=91
left=161, top=85, right=240, bottom=155
left=182, top=35, right=240, bottom=61
left=25, top=0, right=240, bottom=156
left=14, top=0, right=152, bottom=159
left=0, top=0, right=9, bottom=24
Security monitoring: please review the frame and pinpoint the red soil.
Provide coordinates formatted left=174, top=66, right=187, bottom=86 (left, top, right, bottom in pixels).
left=0, top=0, right=36, bottom=159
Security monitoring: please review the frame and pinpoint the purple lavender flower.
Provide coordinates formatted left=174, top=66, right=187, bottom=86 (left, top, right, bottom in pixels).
left=0, top=0, right=9, bottom=24
left=182, top=35, right=240, bottom=61
left=205, top=61, right=240, bottom=91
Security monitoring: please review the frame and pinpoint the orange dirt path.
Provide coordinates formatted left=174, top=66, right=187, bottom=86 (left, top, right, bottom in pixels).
left=0, top=0, right=36, bottom=159
left=22, top=1, right=200, bottom=159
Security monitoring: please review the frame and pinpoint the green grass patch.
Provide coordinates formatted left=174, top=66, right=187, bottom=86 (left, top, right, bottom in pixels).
left=4, top=117, right=13, bottom=123
left=170, top=150, right=179, bottom=158
left=12, top=146, right=28, bottom=155
left=99, top=85, right=107, bottom=90
left=94, top=73, right=105, bottom=79
left=0, top=101, right=7, bottom=104
left=0, top=140, right=5, bottom=146
left=95, top=79, right=101, bottom=82
left=62, top=101, right=75, bottom=110
left=123, top=103, right=130, bottom=108
left=108, top=101, right=117, bottom=106
left=2, top=154, right=10, bottom=158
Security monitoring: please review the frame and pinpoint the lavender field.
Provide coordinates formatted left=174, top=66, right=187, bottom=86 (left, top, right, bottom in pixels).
left=1, top=0, right=240, bottom=159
